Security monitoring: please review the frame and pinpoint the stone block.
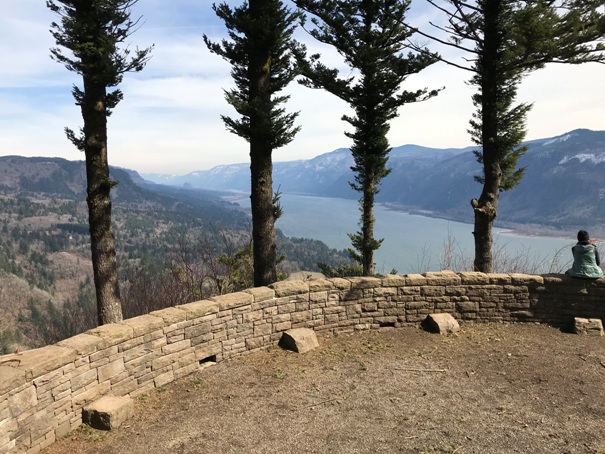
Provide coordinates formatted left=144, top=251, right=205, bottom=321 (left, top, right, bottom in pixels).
left=404, top=274, right=428, bottom=286
left=574, top=317, right=604, bottom=336
left=291, top=310, right=312, bottom=324
left=349, top=277, right=382, bottom=289
left=120, top=315, right=165, bottom=337
left=421, top=286, right=446, bottom=297
left=82, top=395, right=134, bottom=430
left=245, top=337, right=265, bottom=350
left=0, top=345, right=76, bottom=381
left=154, top=370, right=174, bottom=388
left=277, top=303, right=296, bottom=314
left=295, top=301, right=310, bottom=311
left=211, top=292, right=254, bottom=311
left=73, top=381, right=110, bottom=409
left=375, top=287, right=398, bottom=297
left=381, top=274, right=406, bottom=288
left=110, top=377, right=138, bottom=397
left=456, top=301, right=479, bottom=313
left=329, top=278, right=352, bottom=290
left=307, top=280, right=335, bottom=292
left=149, top=307, right=188, bottom=325
left=424, top=271, right=461, bottom=286
left=243, top=310, right=263, bottom=323
left=270, top=280, right=310, bottom=297
left=89, top=346, right=118, bottom=364
left=8, top=384, right=37, bottom=416
left=423, top=313, right=460, bottom=335
left=244, top=286, right=275, bottom=302
left=459, top=272, right=490, bottom=285
left=278, top=328, right=319, bottom=353
left=510, top=273, right=544, bottom=285
left=376, top=316, right=397, bottom=326
left=407, top=301, right=429, bottom=310
left=488, top=274, right=512, bottom=285
left=254, top=324, right=272, bottom=337
left=57, top=333, right=104, bottom=356
left=181, top=300, right=219, bottom=319
left=87, top=324, right=134, bottom=348
left=162, top=339, right=191, bottom=355
left=0, top=366, right=26, bottom=396
left=98, top=359, right=125, bottom=383
left=70, top=368, right=98, bottom=392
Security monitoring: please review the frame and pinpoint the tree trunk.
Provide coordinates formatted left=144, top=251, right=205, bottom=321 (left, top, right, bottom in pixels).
left=249, top=148, right=277, bottom=286
left=471, top=166, right=499, bottom=273
left=361, top=186, right=376, bottom=276
left=249, top=1, right=278, bottom=287
left=472, top=0, right=502, bottom=274
left=82, top=80, right=123, bottom=324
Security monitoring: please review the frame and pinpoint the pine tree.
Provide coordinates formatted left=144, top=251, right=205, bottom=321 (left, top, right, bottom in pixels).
left=204, top=0, right=302, bottom=286
left=47, top=0, right=152, bottom=324
left=416, top=0, right=605, bottom=272
left=295, top=0, right=440, bottom=275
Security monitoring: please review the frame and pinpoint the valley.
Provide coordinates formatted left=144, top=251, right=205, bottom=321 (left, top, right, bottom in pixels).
left=0, top=157, right=349, bottom=351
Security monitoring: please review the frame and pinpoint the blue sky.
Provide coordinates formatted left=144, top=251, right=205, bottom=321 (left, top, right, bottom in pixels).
left=1, top=0, right=604, bottom=174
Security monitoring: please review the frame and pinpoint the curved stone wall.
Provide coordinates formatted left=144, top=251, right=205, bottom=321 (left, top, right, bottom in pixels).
left=1, top=272, right=604, bottom=453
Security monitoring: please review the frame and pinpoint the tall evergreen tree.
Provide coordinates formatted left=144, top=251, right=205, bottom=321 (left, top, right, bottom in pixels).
left=47, top=0, right=152, bottom=324
left=204, top=0, right=302, bottom=286
left=295, top=0, right=440, bottom=275
left=415, top=0, right=605, bottom=272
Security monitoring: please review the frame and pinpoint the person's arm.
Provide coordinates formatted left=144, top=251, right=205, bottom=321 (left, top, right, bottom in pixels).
left=595, top=247, right=601, bottom=266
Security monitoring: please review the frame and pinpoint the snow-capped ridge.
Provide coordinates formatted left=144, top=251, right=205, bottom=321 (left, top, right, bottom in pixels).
left=542, top=133, right=574, bottom=146
left=559, top=152, right=605, bottom=165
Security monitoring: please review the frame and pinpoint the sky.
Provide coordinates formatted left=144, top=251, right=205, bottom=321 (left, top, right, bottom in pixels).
left=1, top=0, right=604, bottom=175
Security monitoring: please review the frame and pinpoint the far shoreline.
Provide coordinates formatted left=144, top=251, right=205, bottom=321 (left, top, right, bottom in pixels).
left=379, top=202, right=578, bottom=241
left=223, top=191, right=596, bottom=243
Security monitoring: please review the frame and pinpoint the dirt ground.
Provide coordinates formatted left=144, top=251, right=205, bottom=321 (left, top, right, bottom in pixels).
left=43, top=323, right=605, bottom=454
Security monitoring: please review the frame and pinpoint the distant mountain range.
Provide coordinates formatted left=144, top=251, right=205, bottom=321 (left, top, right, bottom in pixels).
left=0, top=155, right=248, bottom=227
left=142, top=129, right=605, bottom=229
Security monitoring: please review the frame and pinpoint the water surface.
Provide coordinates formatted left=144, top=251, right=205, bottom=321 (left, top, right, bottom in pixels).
left=276, top=194, right=574, bottom=274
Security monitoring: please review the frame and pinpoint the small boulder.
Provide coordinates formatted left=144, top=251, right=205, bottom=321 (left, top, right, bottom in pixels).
left=279, top=328, right=319, bottom=353
left=82, top=395, right=134, bottom=430
left=423, top=313, right=460, bottom=335
left=574, top=317, right=604, bottom=336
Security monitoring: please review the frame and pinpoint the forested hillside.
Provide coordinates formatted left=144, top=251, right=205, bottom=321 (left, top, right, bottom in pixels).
left=0, top=156, right=349, bottom=352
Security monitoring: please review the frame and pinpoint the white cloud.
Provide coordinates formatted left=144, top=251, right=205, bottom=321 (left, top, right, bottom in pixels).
left=1, top=0, right=603, bottom=174
left=520, top=63, right=605, bottom=140
left=0, top=1, right=65, bottom=87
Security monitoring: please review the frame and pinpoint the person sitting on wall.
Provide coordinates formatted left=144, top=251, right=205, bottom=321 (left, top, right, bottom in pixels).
left=565, top=230, right=604, bottom=279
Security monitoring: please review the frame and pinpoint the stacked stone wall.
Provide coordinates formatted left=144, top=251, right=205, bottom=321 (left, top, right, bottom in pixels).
left=1, top=272, right=604, bottom=453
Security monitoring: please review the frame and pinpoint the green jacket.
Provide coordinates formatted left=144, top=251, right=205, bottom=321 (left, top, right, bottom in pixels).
left=566, top=243, right=604, bottom=279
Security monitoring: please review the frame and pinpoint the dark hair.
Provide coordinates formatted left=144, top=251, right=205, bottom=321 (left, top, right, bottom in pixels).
left=578, top=230, right=590, bottom=242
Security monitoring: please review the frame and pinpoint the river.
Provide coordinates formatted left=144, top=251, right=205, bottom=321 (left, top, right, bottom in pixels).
left=276, top=194, right=575, bottom=274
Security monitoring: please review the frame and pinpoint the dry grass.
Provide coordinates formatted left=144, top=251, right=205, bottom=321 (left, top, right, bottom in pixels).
left=44, top=323, right=605, bottom=454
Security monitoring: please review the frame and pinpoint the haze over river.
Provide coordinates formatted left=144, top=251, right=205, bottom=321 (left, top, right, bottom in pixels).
left=276, top=194, right=576, bottom=275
